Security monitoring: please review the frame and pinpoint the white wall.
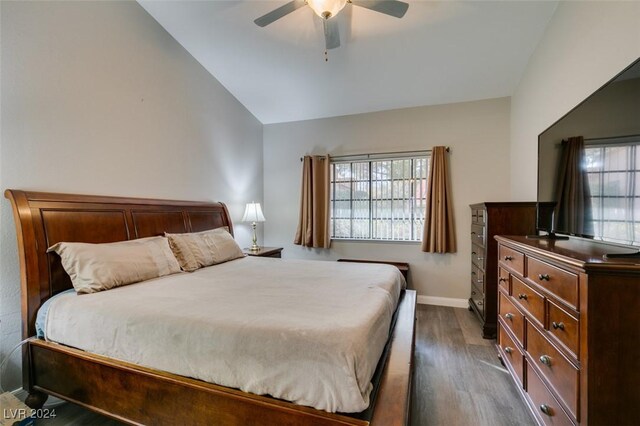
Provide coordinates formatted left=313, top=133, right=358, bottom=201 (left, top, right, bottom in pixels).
left=511, top=1, right=640, bottom=200
left=263, top=97, right=512, bottom=304
left=0, top=1, right=263, bottom=390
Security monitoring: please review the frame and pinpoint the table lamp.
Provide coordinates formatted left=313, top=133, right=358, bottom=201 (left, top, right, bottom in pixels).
left=242, top=202, right=266, bottom=251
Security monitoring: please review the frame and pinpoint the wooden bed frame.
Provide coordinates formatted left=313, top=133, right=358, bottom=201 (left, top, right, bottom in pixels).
left=5, top=189, right=416, bottom=426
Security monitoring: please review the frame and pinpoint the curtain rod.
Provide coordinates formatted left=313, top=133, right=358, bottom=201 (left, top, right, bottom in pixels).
left=300, top=147, right=450, bottom=162
left=584, top=134, right=640, bottom=142
left=582, top=134, right=640, bottom=148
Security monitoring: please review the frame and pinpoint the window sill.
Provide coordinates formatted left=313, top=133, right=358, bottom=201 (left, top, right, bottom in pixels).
left=331, top=238, right=421, bottom=245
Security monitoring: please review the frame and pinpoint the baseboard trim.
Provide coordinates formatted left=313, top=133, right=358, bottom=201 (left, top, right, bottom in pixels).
left=417, top=295, right=468, bottom=308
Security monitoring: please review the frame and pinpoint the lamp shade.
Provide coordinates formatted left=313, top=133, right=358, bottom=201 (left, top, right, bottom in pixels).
left=307, top=0, right=347, bottom=18
left=242, top=202, right=266, bottom=223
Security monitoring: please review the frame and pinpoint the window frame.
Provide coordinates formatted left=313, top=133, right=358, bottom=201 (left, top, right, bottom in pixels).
left=329, top=151, right=431, bottom=243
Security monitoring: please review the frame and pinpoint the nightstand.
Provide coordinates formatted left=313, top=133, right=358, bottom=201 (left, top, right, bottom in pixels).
left=244, top=247, right=283, bottom=258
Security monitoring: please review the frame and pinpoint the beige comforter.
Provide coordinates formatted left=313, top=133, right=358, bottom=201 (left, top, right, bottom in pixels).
left=45, top=257, right=404, bottom=413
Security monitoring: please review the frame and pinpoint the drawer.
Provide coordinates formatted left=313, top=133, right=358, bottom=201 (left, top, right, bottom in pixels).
left=471, top=224, right=485, bottom=246
left=498, top=267, right=510, bottom=293
left=512, top=276, right=545, bottom=326
left=499, top=245, right=525, bottom=275
left=526, top=362, right=574, bottom=426
left=547, top=300, right=579, bottom=359
left=471, top=245, right=485, bottom=269
left=471, top=264, right=484, bottom=289
left=527, top=257, right=578, bottom=309
left=470, top=281, right=483, bottom=300
left=471, top=208, right=486, bottom=225
left=526, top=321, right=579, bottom=420
left=470, top=282, right=484, bottom=317
left=499, top=324, right=524, bottom=386
left=499, top=291, right=524, bottom=345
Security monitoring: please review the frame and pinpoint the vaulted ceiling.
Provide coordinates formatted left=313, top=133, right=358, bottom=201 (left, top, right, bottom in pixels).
left=139, top=1, right=558, bottom=124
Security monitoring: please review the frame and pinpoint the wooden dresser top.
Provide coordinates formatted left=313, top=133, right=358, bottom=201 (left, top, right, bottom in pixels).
left=495, top=235, right=640, bottom=272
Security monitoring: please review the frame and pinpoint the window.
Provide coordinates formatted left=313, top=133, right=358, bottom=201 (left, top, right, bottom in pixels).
left=330, top=153, right=430, bottom=241
left=584, top=137, right=640, bottom=245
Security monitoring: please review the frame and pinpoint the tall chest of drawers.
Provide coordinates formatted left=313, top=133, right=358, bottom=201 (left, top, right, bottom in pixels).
left=496, top=236, right=640, bottom=426
left=469, top=203, right=536, bottom=338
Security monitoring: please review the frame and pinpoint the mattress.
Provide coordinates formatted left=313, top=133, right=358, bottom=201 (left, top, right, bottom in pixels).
left=43, top=257, right=404, bottom=413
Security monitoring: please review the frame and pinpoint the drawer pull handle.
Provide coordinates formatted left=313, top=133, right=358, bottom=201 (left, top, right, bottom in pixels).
left=504, top=347, right=513, bottom=354
left=539, top=355, right=552, bottom=366
left=538, top=273, right=550, bottom=281
left=518, top=294, right=527, bottom=300
left=478, top=279, right=484, bottom=284
left=505, top=313, right=514, bottom=320
left=471, top=291, right=476, bottom=296
left=539, top=404, right=553, bottom=416
left=477, top=257, right=484, bottom=261
left=504, top=256, right=513, bottom=261
left=552, top=321, right=565, bottom=330
left=499, top=277, right=507, bottom=283
left=477, top=301, right=483, bottom=306
left=471, top=271, right=476, bottom=276
left=471, top=232, right=476, bottom=235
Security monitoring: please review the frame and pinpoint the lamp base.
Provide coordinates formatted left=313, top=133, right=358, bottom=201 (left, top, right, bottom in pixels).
left=250, top=222, right=260, bottom=252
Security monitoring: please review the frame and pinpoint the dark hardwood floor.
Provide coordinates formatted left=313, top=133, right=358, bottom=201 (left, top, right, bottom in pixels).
left=36, top=305, right=534, bottom=425
left=410, top=305, right=534, bottom=426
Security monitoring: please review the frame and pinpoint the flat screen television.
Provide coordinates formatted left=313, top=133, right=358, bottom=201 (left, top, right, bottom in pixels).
left=537, top=57, right=640, bottom=249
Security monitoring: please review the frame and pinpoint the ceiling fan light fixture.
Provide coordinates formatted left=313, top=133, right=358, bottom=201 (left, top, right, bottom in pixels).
left=306, top=0, right=347, bottom=19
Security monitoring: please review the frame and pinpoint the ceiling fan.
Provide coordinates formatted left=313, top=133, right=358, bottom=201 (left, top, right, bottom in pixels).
left=254, top=0, right=409, bottom=51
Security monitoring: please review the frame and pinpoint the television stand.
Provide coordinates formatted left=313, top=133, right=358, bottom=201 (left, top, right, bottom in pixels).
left=526, top=232, right=569, bottom=240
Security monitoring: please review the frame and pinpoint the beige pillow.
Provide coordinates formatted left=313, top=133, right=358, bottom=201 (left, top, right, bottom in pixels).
left=47, top=236, right=181, bottom=294
left=165, top=227, right=244, bottom=272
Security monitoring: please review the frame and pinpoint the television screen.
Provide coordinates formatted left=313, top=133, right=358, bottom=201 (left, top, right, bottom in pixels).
left=537, top=58, right=640, bottom=246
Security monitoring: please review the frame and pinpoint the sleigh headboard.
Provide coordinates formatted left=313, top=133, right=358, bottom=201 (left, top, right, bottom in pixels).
left=5, top=190, right=233, bottom=338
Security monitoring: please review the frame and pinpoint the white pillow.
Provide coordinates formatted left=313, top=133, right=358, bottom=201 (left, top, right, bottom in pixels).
left=48, top=236, right=181, bottom=294
left=165, top=227, right=244, bottom=272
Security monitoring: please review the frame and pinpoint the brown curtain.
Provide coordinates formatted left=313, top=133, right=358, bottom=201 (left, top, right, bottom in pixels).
left=421, top=146, right=456, bottom=253
left=294, top=155, right=331, bottom=248
left=554, top=136, right=593, bottom=236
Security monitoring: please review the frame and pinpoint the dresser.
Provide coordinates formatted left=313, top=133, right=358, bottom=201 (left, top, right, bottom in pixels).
left=469, top=203, right=536, bottom=338
left=496, top=236, right=640, bottom=425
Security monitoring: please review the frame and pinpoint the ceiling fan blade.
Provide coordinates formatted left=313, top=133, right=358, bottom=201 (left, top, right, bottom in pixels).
left=254, top=0, right=307, bottom=27
left=323, top=18, right=340, bottom=50
left=350, top=0, right=409, bottom=18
